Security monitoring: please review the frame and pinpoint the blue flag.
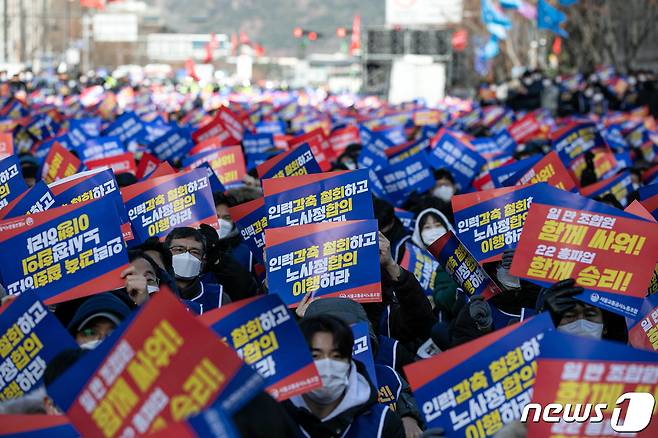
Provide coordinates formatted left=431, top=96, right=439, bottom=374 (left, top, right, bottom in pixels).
left=538, top=0, right=569, bottom=38
left=481, top=0, right=512, bottom=28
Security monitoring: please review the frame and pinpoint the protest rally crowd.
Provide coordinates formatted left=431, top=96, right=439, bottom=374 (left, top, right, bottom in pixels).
left=0, top=66, right=657, bottom=438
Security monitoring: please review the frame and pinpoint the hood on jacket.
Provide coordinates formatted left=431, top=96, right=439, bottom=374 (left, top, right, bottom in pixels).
left=411, top=208, right=455, bottom=249
left=290, top=360, right=376, bottom=424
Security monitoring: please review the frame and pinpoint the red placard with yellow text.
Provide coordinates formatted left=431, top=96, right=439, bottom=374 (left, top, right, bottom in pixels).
left=41, top=142, right=82, bottom=184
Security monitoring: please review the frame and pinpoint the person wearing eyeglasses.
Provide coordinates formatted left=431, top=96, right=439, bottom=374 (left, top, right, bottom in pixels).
left=164, top=227, right=231, bottom=313
left=66, top=293, right=132, bottom=350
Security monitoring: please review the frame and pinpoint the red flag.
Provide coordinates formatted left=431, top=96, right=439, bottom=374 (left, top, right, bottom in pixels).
left=451, top=29, right=468, bottom=52
left=350, top=15, right=361, bottom=55
left=204, top=33, right=218, bottom=63
left=254, top=43, right=265, bottom=57
left=185, top=58, right=199, bottom=81
left=552, top=36, right=562, bottom=55
left=231, top=32, right=238, bottom=55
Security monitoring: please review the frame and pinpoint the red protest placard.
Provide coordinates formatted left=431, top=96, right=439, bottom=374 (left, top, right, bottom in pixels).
left=329, top=125, right=360, bottom=157
left=188, top=136, right=223, bottom=156
left=513, top=151, right=577, bottom=191
left=510, top=203, right=658, bottom=297
left=86, top=152, right=137, bottom=175
left=191, top=113, right=239, bottom=146
left=59, top=291, right=255, bottom=438
left=135, top=152, right=160, bottom=180
left=41, top=142, right=82, bottom=184
left=147, top=162, right=177, bottom=180
left=287, top=127, right=333, bottom=171
left=508, top=113, right=541, bottom=144
left=187, top=146, right=246, bottom=187
left=0, top=132, right=13, bottom=159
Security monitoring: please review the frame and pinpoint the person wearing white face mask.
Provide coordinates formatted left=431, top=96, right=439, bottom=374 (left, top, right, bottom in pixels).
left=66, top=293, right=132, bottom=350
left=284, top=315, right=405, bottom=438
left=213, top=192, right=256, bottom=274
left=537, top=279, right=628, bottom=343
left=165, top=227, right=231, bottom=314
left=411, top=208, right=460, bottom=319
left=430, top=169, right=457, bottom=203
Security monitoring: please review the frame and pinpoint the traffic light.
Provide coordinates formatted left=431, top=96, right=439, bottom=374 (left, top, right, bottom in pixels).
left=336, top=27, right=347, bottom=38
left=308, top=31, right=318, bottom=41
left=293, top=27, right=303, bottom=38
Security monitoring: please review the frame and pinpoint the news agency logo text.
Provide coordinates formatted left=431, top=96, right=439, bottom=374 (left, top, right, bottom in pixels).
left=520, top=392, right=655, bottom=432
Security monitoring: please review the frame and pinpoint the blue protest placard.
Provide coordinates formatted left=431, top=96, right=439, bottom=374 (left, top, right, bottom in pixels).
left=0, top=293, right=78, bottom=401
left=197, top=162, right=226, bottom=194
left=229, top=197, right=268, bottom=264
left=265, top=220, right=382, bottom=307
left=376, top=153, right=435, bottom=207
left=551, top=121, right=605, bottom=164
left=427, top=231, right=502, bottom=300
left=405, top=313, right=554, bottom=434
left=148, top=127, right=194, bottom=162
left=400, top=242, right=440, bottom=297
left=49, top=168, right=132, bottom=241
left=121, top=169, right=218, bottom=243
left=0, top=195, right=129, bottom=304
left=243, top=132, right=277, bottom=155
left=490, top=155, right=542, bottom=188
left=427, top=131, right=486, bottom=191
left=263, top=170, right=373, bottom=227
left=452, top=183, right=568, bottom=263
left=581, top=171, right=634, bottom=207
left=352, top=322, right=377, bottom=387
left=395, top=208, right=415, bottom=233
left=101, top=111, right=145, bottom=145
left=0, top=181, right=56, bottom=220
left=200, top=294, right=321, bottom=401
left=76, top=136, right=126, bottom=162
left=257, top=143, right=321, bottom=180
left=0, top=155, right=29, bottom=210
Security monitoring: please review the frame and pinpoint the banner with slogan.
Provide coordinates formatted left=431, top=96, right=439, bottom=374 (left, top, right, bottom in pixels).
left=191, top=113, right=239, bottom=146
left=41, top=142, right=82, bottom=185
left=287, top=128, right=333, bottom=171
left=263, top=170, right=373, bottom=228
left=551, top=121, right=605, bottom=165
left=357, top=142, right=389, bottom=171
left=243, top=132, right=277, bottom=156
left=0, top=293, right=78, bottom=401
left=216, top=106, right=245, bottom=142
left=265, top=220, right=381, bottom=307
left=0, top=415, right=78, bottom=437
left=453, top=183, right=568, bottom=263
left=76, top=136, right=126, bottom=162
left=507, top=113, right=542, bottom=144
left=0, top=155, right=28, bottom=210
left=400, top=242, right=440, bottom=297
left=256, top=143, right=321, bottom=180
left=148, top=128, right=194, bottom=163
left=387, top=136, right=431, bottom=164
left=509, top=151, right=577, bottom=191
left=528, top=331, right=658, bottom=437
left=628, top=294, right=658, bottom=352
left=0, top=195, right=129, bottom=304
left=351, top=322, right=377, bottom=388
left=101, top=111, right=145, bottom=145
left=0, top=132, right=13, bottom=160
left=0, top=181, right=55, bottom=220
left=376, top=153, right=435, bottom=207
left=490, top=155, right=542, bottom=188
left=509, top=202, right=658, bottom=319
left=229, top=197, right=268, bottom=264
left=121, top=169, right=218, bottom=243
left=405, top=313, right=554, bottom=436
left=329, top=124, right=360, bottom=157
left=49, top=168, right=132, bottom=241
left=581, top=171, right=634, bottom=207
left=200, top=294, right=321, bottom=401
left=183, top=146, right=246, bottom=188
left=427, top=131, right=486, bottom=191
left=86, top=152, right=137, bottom=176
left=427, top=231, right=502, bottom=300
left=46, top=290, right=264, bottom=438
